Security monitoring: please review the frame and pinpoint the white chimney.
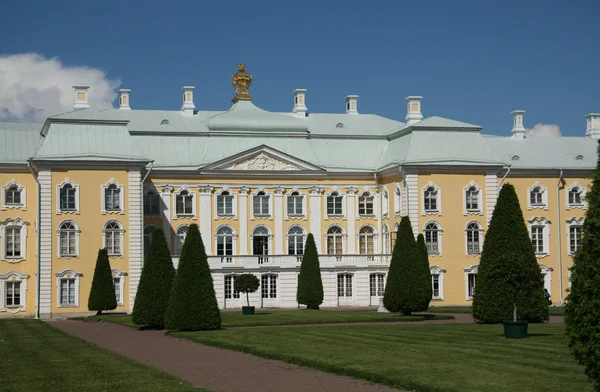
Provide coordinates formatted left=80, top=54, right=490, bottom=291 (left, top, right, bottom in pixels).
left=292, top=89, right=307, bottom=118
left=181, top=86, right=195, bottom=116
left=345, top=95, right=359, bottom=114
left=512, top=110, right=526, bottom=140
left=119, top=89, right=131, bottom=110
left=405, top=96, right=423, bottom=125
left=585, top=113, right=600, bottom=139
left=73, top=85, right=90, bottom=110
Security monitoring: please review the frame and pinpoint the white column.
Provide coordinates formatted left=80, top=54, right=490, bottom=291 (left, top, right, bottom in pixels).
left=128, top=169, right=143, bottom=313
left=198, top=185, right=214, bottom=255
left=160, top=186, right=173, bottom=252
left=308, top=186, right=323, bottom=252
left=239, top=186, right=249, bottom=255
left=38, top=168, right=52, bottom=319
left=346, top=187, right=357, bottom=254
left=274, top=186, right=284, bottom=254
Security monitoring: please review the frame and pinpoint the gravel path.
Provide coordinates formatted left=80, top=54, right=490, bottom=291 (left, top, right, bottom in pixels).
left=50, top=320, right=401, bottom=392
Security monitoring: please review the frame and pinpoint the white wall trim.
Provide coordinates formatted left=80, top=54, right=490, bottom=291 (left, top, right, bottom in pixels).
left=566, top=181, right=587, bottom=210
left=214, top=186, right=238, bottom=219
left=0, top=217, right=29, bottom=263
left=421, top=181, right=442, bottom=216
left=462, top=181, right=483, bottom=216
left=100, top=178, right=125, bottom=215
left=324, top=186, right=347, bottom=219
left=173, top=185, right=197, bottom=219
left=250, top=187, right=273, bottom=220
left=1, top=179, right=26, bottom=211
left=56, top=178, right=80, bottom=215
left=527, top=181, right=549, bottom=210
left=284, top=187, right=307, bottom=220
left=0, top=271, right=29, bottom=313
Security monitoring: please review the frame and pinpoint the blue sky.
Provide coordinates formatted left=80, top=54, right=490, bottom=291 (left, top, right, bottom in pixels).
left=0, top=0, right=598, bottom=136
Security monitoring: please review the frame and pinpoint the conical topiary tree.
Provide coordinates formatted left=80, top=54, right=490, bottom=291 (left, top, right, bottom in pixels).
left=165, top=224, right=221, bottom=331
left=132, top=228, right=175, bottom=328
left=296, top=233, right=324, bottom=309
left=416, top=233, right=433, bottom=311
left=472, top=183, right=548, bottom=323
left=88, top=248, right=117, bottom=315
left=383, top=216, right=423, bottom=315
left=566, top=141, right=600, bottom=389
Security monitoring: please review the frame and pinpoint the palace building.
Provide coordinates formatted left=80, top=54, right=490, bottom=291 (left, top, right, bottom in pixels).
left=0, top=64, right=598, bottom=318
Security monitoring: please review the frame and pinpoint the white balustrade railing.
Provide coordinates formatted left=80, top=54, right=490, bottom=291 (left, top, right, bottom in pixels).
left=203, top=254, right=392, bottom=268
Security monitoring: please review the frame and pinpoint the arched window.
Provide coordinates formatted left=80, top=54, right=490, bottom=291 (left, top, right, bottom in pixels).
left=391, top=222, right=399, bottom=251
left=217, top=190, right=234, bottom=216
left=288, top=226, right=304, bottom=258
left=253, top=191, right=270, bottom=216
left=176, top=190, right=193, bottom=215
left=466, top=222, right=482, bottom=254
left=104, top=221, right=123, bottom=256
left=105, top=184, right=121, bottom=211
left=358, top=226, right=375, bottom=257
left=59, top=221, right=78, bottom=257
left=327, top=226, right=343, bottom=256
left=424, top=186, right=438, bottom=211
left=465, top=186, right=479, bottom=211
left=175, top=225, right=188, bottom=256
left=327, top=191, right=343, bottom=215
left=144, top=190, right=160, bottom=215
left=382, top=225, right=390, bottom=253
left=358, top=192, right=374, bottom=215
left=287, top=191, right=303, bottom=216
left=216, top=226, right=234, bottom=262
left=60, top=183, right=77, bottom=211
left=569, top=187, right=582, bottom=206
left=252, top=226, right=270, bottom=264
left=144, top=225, right=157, bottom=256
left=5, top=185, right=20, bottom=205
left=569, top=221, right=583, bottom=254
left=530, top=186, right=543, bottom=206
left=424, top=223, right=441, bottom=255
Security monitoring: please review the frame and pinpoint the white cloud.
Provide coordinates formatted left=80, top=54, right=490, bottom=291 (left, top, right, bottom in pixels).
left=0, top=53, right=120, bottom=123
left=526, top=123, right=562, bottom=137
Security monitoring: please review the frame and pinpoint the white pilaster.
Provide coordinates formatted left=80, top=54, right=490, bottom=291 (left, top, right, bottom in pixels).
left=309, top=186, right=323, bottom=252
left=486, top=172, right=499, bottom=226
left=239, top=186, right=249, bottom=255
left=376, top=186, right=382, bottom=253
left=128, top=169, right=143, bottom=313
left=160, top=186, right=173, bottom=252
left=405, top=172, right=419, bottom=236
left=38, top=168, right=52, bottom=319
left=346, top=187, right=357, bottom=254
left=274, top=186, right=284, bottom=254
left=199, top=185, right=214, bottom=255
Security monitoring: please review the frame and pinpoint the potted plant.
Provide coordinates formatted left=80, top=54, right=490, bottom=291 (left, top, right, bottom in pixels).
left=502, top=267, right=532, bottom=339
left=234, top=274, right=260, bottom=315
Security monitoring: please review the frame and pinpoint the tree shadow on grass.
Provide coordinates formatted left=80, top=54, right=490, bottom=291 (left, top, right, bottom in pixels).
left=495, top=333, right=554, bottom=338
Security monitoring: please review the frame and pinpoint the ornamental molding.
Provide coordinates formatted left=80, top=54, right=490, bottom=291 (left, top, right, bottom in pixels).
left=224, top=153, right=301, bottom=171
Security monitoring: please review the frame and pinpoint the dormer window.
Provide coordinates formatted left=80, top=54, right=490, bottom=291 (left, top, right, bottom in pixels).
left=576, top=155, right=584, bottom=160
left=161, top=119, right=170, bottom=126
left=530, top=187, right=543, bottom=206
left=511, top=155, right=520, bottom=161
left=336, top=123, right=344, bottom=128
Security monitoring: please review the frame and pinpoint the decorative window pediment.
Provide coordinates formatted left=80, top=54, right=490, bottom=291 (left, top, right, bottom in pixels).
left=528, top=182, right=548, bottom=210
left=422, top=182, right=442, bottom=215
left=429, top=266, right=446, bottom=300
left=0, top=271, right=29, bottom=313
left=215, top=187, right=238, bottom=219
left=285, top=188, right=307, bottom=220
left=566, top=182, right=587, bottom=209
left=101, top=179, right=125, bottom=214
left=57, top=178, right=80, bottom=214
left=528, top=217, right=550, bottom=258
left=174, top=186, right=196, bottom=219
left=1, top=180, right=26, bottom=210
left=464, top=264, right=478, bottom=300
left=1, top=217, right=29, bottom=263
left=463, top=181, right=483, bottom=215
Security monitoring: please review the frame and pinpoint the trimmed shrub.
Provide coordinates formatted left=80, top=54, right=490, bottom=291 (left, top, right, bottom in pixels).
left=472, top=183, right=548, bottom=323
left=88, top=248, right=117, bottom=315
left=165, top=224, right=221, bottom=331
left=383, top=216, right=423, bottom=315
left=416, top=233, right=433, bottom=310
left=234, top=274, right=260, bottom=307
left=566, top=141, right=600, bottom=388
left=296, top=233, right=324, bottom=309
left=132, top=228, right=175, bottom=328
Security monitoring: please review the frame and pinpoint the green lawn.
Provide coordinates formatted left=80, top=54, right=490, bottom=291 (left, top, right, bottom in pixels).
left=429, top=305, right=566, bottom=316
left=0, top=319, right=203, bottom=392
left=74, top=310, right=453, bottom=329
left=173, top=323, right=590, bottom=392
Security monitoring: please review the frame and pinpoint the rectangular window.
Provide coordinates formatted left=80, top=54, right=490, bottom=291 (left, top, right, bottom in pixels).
left=369, top=274, right=385, bottom=296
left=60, top=230, right=76, bottom=256
left=261, top=275, right=277, bottom=299
left=5, top=227, right=21, bottom=258
left=466, top=189, right=479, bottom=210
left=531, top=226, right=544, bottom=253
left=60, top=279, right=76, bottom=305
left=425, top=231, right=438, bottom=254
left=105, top=187, right=120, bottom=211
left=176, top=193, right=193, bottom=215
left=106, top=231, right=121, bottom=255
left=432, top=274, right=440, bottom=298
left=143, top=192, right=160, bottom=215
left=424, top=188, right=437, bottom=211
left=327, top=194, right=343, bottom=215
left=570, top=226, right=582, bottom=254
left=287, top=194, right=303, bottom=215
left=217, top=194, right=234, bottom=215
left=338, top=274, right=353, bottom=297
left=224, top=276, right=240, bottom=299
left=5, top=281, right=21, bottom=307
left=467, top=274, right=477, bottom=299
left=358, top=195, right=374, bottom=215
left=60, top=187, right=76, bottom=211
left=113, top=277, right=121, bottom=304
left=253, top=194, right=270, bottom=216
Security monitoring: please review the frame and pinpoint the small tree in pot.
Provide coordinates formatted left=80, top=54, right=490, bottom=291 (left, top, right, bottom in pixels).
left=235, top=274, right=260, bottom=315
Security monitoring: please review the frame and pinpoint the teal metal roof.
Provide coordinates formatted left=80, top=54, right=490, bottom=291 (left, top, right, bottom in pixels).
left=0, top=122, right=43, bottom=164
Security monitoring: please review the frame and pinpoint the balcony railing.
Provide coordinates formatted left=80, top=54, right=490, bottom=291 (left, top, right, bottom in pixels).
left=204, top=254, right=392, bottom=268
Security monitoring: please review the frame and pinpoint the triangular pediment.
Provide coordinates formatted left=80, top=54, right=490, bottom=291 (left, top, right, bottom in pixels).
left=202, top=145, right=324, bottom=172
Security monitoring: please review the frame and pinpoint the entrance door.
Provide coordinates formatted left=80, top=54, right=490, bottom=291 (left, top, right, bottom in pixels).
left=261, top=274, right=278, bottom=307
left=370, top=273, right=385, bottom=305
left=224, top=275, right=241, bottom=308
left=253, top=235, right=269, bottom=264
left=337, top=274, right=354, bottom=306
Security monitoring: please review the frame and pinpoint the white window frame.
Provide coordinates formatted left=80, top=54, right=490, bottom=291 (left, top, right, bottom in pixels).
left=527, top=182, right=548, bottom=210
left=422, top=182, right=442, bottom=215
left=325, top=187, right=346, bottom=219
left=111, top=269, right=127, bottom=306
left=173, top=186, right=196, bottom=219
left=357, top=189, right=376, bottom=217
left=224, top=274, right=240, bottom=299
left=251, top=188, right=273, bottom=219
left=566, top=217, right=584, bottom=255
left=251, top=225, right=273, bottom=257
left=528, top=217, right=550, bottom=258
left=357, top=224, right=377, bottom=256
left=56, top=178, right=80, bottom=214
left=566, top=182, right=587, bottom=210
left=285, top=188, right=306, bottom=219
left=101, top=178, right=125, bottom=214
left=539, top=265, right=553, bottom=294
left=57, top=220, right=80, bottom=258
left=55, top=269, right=82, bottom=307
left=382, top=189, right=389, bottom=217
left=394, top=183, right=402, bottom=216
left=465, top=221, right=483, bottom=255
left=261, top=273, right=278, bottom=299
left=174, top=224, right=189, bottom=256
left=463, top=181, right=482, bottom=215
left=143, top=188, right=161, bottom=216
left=0, top=271, right=28, bottom=313
left=214, top=187, right=238, bottom=219
left=430, top=266, right=446, bottom=300
left=325, top=224, right=346, bottom=257
left=1, top=179, right=26, bottom=210
left=286, top=225, right=306, bottom=259
left=337, top=273, right=354, bottom=298
left=369, top=272, right=386, bottom=297
left=0, top=217, right=28, bottom=262
left=382, top=224, right=390, bottom=254
left=103, top=220, right=125, bottom=257
left=464, top=265, right=478, bottom=301
left=423, top=221, right=442, bottom=256
left=215, top=225, right=237, bottom=262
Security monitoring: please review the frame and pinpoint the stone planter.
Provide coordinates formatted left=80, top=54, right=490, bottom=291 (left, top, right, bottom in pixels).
left=503, top=320, right=528, bottom=339
left=242, top=306, right=255, bottom=315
